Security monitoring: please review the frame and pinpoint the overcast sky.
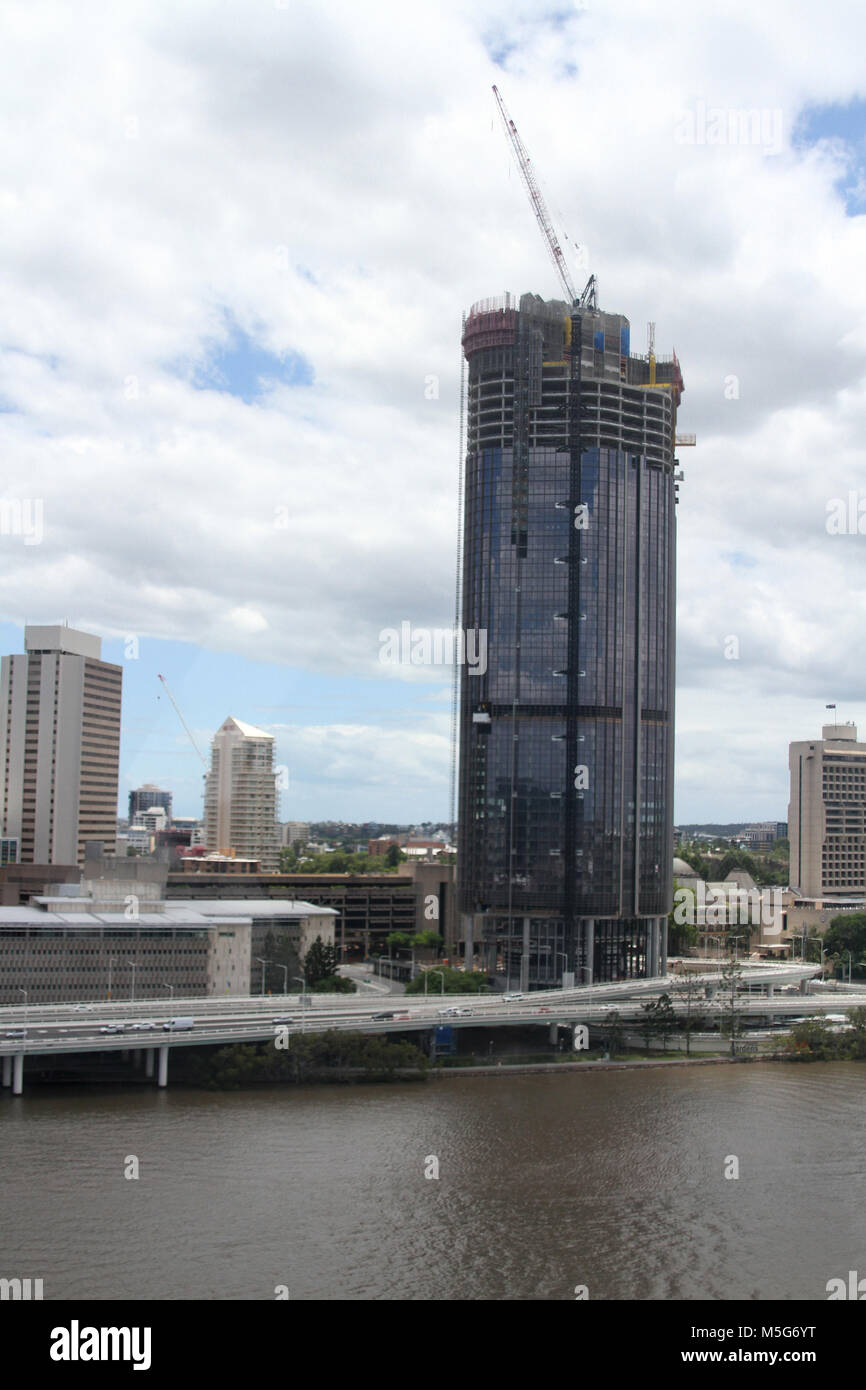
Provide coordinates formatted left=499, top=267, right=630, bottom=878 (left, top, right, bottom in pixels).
left=2, top=0, right=866, bottom=823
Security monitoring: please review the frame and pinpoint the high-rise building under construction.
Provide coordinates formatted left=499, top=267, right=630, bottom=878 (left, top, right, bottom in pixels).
left=457, top=292, right=683, bottom=987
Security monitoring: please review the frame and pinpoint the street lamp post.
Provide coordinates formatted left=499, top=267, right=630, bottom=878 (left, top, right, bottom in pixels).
left=162, top=983, right=174, bottom=1001
left=272, top=963, right=288, bottom=995
left=554, top=951, right=568, bottom=989
left=426, top=969, right=445, bottom=999
left=293, top=976, right=307, bottom=1029
left=126, top=960, right=137, bottom=1004
left=255, top=958, right=271, bottom=997
left=843, top=950, right=853, bottom=986
left=577, top=966, right=593, bottom=987
left=107, top=956, right=117, bottom=1001
left=17, top=987, right=27, bottom=1030
left=806, top=938, right=825, bottom=979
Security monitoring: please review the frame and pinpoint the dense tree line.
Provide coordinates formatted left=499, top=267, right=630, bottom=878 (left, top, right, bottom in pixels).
left=176, top=1031, right=428, bottom=1089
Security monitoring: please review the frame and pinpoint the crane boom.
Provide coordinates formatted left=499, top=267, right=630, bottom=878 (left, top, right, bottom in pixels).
left=492, top=85, right=577, bottom=305
left=157, top=674, right=207, bottom=767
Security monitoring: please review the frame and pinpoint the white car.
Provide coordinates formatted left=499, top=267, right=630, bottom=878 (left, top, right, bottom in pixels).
left=502, top=993, right=525, bottom=1002
left=130, top=1022, right=156, bottom=1031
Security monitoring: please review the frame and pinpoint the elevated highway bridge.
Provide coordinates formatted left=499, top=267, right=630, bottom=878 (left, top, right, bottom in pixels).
left=0, top=961, right=843, bottom=1095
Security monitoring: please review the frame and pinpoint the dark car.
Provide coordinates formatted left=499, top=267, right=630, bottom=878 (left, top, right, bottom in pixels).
left=371, top=1012, right=394, bottom=1021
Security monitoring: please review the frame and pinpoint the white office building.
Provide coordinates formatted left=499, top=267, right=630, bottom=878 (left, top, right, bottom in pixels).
left=203, top=717, right=280, bottom=871
left=0, top=626, right=122, bottom=865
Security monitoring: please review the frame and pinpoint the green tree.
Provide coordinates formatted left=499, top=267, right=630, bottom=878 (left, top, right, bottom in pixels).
left=678, top=843, right=710, bottom=878
left=386, top=931, right=412, bottom=953
left=673, top=973, right=706, bottom=1056
left=844, top=1007, right=866, bottom=1059
left=404, top=966, right=490, bottom=995
left=411, top=930, right=443, bottom=952
left=719, top=957, right=744, bottom=1057
left=786, top=1018, right=832, bottom=1060
left=640, top=999, right=658, bottom=1054
left=717, top=849, right=759, bottom=881
left=385, top=843, right=404, bottom=869
left=303, top=935, right=341, bottom=986
left=823, top=913, right=866, bottom=978
left=309, top=974, right=356, bottom=994
left=668, top=879, right=698, bottom=956
left=603, top=1009, right=624, bottom=1060
left=653, top=992, right=678, bottom=1053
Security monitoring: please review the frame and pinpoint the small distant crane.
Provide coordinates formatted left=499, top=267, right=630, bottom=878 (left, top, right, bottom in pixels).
left=157, top=674, right=206, bottom=767
left=492, top=84, right=597, bottom=310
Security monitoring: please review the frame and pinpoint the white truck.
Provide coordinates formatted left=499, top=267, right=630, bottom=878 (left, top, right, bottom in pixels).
left=163, top=1016, right=195, bottom=1032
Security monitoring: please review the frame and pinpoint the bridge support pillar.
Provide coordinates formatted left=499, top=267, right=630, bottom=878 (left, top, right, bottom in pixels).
left=548, top=1023, right=559, bottom=1046
left=12, top=1051, right=23, bottom=1095
left=2, top=1055, right=11, bottom=1087
left=157, top=1045, right=169, bottom=1088
left=145, top=1048, right=155, bottom=1078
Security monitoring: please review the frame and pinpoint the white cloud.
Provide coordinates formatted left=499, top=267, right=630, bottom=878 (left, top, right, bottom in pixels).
left=2, top=0, right=866, bottom=819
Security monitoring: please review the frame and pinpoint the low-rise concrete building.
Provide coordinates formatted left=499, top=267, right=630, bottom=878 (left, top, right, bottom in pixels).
left=179, top=898, right=337, bottom=995
left=0, top=900, right=252, bottom=1003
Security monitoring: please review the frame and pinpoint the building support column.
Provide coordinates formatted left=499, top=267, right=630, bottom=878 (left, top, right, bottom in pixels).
left=646, top=920, right=657, bottom=978
left=464, top=914, right=474, bottom=969
left=145, top=1048, right=155, bottom=1078
left=585, top=919, right=595, bottom=984
left=2, top=1055, right=11, bottom=1087
left=157, top=1045, right=169, bottom=1088
left=520, top=917, right=531, bottom=992
left=12, top=1052, right=23, bottom=1095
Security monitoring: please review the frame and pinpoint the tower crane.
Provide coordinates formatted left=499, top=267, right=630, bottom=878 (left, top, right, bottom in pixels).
left=492, top=84, right=597, bottom=310
left=157, top=674, right=207, bottom=768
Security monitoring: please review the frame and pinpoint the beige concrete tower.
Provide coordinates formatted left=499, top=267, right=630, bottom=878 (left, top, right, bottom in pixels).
left=203, top=716, right=280, bottom=870
left=789, top=722, right=866, bottom=896
left=0, top=625, right=122, bottom=865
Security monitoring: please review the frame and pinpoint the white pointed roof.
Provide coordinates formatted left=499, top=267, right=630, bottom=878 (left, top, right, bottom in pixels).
left=216, top=715, right=274, bottom=740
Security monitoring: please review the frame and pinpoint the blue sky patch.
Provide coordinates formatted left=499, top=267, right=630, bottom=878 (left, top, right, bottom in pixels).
left=191, top=311, right=313, bottom=403
left=794, top=99, right=866, bottom=215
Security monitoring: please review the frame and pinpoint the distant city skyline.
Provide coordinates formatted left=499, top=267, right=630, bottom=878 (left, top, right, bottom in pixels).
left=0, top=620, right=826, bottom=826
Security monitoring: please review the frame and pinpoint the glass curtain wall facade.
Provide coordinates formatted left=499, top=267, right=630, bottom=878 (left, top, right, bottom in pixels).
left=457, top=293, right=682, bottom=987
